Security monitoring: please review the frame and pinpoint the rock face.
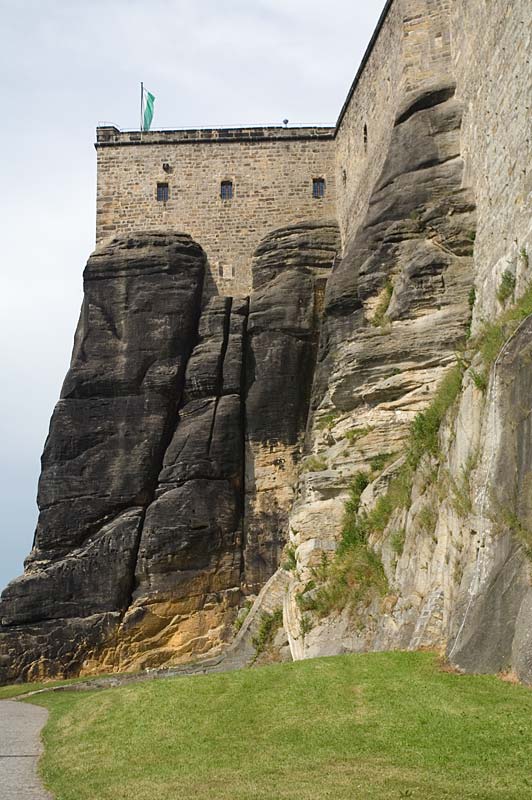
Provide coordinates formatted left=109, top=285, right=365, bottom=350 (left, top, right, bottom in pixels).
left=0, top=223, right=339, bottom=683
left=285, top=84, right=478, bottom=657
left=283, top=84, right=532, bottom=684
left=446, top=318, right=532, bottom=681
left=243, top=223, right=340, bottom=591
left=1, top=33, right=531, bottom=684
left=0, top=233, right=206, bottom=679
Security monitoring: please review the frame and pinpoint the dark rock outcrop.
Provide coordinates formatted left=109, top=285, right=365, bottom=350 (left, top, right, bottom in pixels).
left=243, top=222, right=340, bottom=591
left=0, top=222, right=339, bottom=683
left=116, top=296, right=248, bottom=669
left=0, top=233, right=206, bottom=680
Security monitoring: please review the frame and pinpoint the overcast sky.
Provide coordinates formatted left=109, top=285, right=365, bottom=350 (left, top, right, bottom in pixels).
left=0, top=0, right=386, bottom=590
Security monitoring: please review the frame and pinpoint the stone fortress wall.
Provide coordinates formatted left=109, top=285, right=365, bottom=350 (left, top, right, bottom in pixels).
left=334, top=0, right=454, bottom=245
left=334, top=0, right=531, bottom=308
left=95, top=127, right=337, bottom=296
left=95, top=0, right=530, bottom=301
left=451, top=0, right=532, bottom=325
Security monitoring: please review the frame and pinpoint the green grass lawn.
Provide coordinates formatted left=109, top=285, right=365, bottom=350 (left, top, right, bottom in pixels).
left=26, top=652, right=532, bottom=800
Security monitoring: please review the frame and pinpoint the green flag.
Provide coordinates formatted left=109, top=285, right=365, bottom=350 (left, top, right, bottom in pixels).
left=142, top=87, right=155, bottom=131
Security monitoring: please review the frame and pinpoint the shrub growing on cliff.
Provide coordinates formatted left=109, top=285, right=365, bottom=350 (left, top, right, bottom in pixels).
left=252, top=608, right=283, bottom=654
left=408, top=363, right=464, bottom=466
left=475, top=281, right=532, bottom=369
left=311, top=543, right=388, bottom=617
left=310, top=363, right=466, bottom=620
left=372, top=280, right=393, bottom=327
left=233, top=600, right=253, bottom=633
left=316, top=411, right=340, bottom=431
left=470, top=368, right=488, bottom=393
left=310, top=471, right=388, bottom=617
left=345, top=426, right=374, bottom=444
left=282, top=544, right=297, bottom=572
left=497, top=270, right=516, bottom=304
left=370, top=453, right=395, bottom=473
left=301, top=455, right=328, bottom=473
left=390, top=529, right=406, bottom=557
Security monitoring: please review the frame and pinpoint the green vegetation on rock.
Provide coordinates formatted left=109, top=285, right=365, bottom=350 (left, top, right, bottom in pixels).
left=28, top=651, right=532, bottom=800
left=316, top=411, right=340, bottom=431
left=475, top=281, right=532, bottom=369
left=370, top=453, right=395, bottom=473
left=345, top=426, right=375, bottom=444
left=408, top=364, right=464, bottom=467
left=252, top=609, right=283, bottom=654
left=301, top=455, right=328, bottom=473
left=371, top=280, right=393, bottom=328
left=390, top=529, right=406, bottom=557
left=282, top=544, right=298, bottom=573
left=497, top=270, right=516, bottom=304
left=308, top=362, right=466, bottom=619
left=233, top=600, right=253, bottom=633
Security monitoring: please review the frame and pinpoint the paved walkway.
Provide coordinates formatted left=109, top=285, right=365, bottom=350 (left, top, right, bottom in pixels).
left=0, top=700, right=52, bottom=799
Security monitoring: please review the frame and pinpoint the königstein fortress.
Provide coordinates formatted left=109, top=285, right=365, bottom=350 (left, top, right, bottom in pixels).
left=1, top=0, right=531, bottom=685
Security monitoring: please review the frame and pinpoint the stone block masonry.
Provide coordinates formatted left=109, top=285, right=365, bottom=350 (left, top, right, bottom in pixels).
left=96, top=127, right=337, bottom=297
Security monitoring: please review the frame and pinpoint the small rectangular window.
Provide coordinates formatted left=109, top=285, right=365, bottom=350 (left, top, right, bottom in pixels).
left=157, top=182, right=169, bottom=202
left=313, top=178, right=325, bottom=199
left=218, top=263, right=234, bottom=279
left=221, top=180, right=233, bottom=201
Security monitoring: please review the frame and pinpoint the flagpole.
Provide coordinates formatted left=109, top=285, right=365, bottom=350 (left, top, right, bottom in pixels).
left=140, top=82, right=144, bottom=132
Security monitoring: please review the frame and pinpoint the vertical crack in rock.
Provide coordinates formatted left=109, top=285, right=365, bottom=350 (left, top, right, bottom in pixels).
left=116, top=295, right=248, bottom=670
left=243, top=221, right=340, bottom=592
left=0, top=232, right=207, bottom=682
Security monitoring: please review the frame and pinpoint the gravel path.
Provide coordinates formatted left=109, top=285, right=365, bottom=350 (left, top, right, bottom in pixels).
left=0, top=700, right=52, bottom=799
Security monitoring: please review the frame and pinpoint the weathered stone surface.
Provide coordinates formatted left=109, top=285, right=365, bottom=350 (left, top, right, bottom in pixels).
left=243, top=222, right=340, bottom=591
left=0, top=509, right=144, bottom=626
left=0, top=222, right=339, bottom=682
left=31, top=232, right=206, bottom=561
left=114, top=297, right=247, bottom=670
left=0, top=233, right=207, bottom=681
left=285, top=85, right=478, bottom=661
left=447, top=318, right=532, bottom=682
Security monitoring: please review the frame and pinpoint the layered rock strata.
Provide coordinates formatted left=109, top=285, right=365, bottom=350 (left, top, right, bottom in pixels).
left=284, top=85, right=532, bottom=683
left=285, top=84, right=479, bottom=657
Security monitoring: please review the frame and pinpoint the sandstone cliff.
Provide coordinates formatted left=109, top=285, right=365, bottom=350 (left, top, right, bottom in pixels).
left=283, top=84, right=532, bottom=684
left=1, top=0, right=531, bottom=687
left=0, top=223, right=339, bottom=682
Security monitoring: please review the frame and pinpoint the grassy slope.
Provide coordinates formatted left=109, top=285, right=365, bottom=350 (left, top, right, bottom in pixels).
left=0, top=673, right=120, bottom=700
left=28, top=652, right=532, bottom=800
left=1, top=681, right=82, bottom=700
